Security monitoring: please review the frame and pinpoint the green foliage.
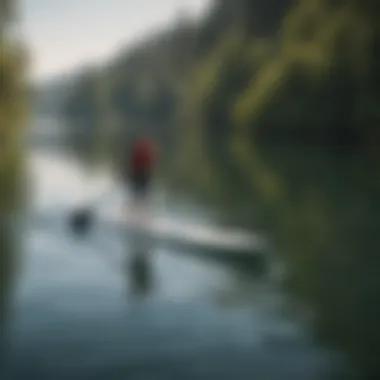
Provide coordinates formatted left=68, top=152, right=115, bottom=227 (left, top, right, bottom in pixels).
left=0, top=36, right=28, bottom=212
left=59, top=0, right=380, bottom=215
left=0, top=0, right=26, bottom=332
left=252, top=147, right=380, bottom=379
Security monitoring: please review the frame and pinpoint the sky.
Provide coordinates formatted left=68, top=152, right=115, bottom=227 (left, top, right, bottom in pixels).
left=20, top=0, right=211, bottom=82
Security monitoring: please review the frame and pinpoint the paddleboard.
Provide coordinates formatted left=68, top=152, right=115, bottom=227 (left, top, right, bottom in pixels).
left=99, top=209, right=266, bottom=255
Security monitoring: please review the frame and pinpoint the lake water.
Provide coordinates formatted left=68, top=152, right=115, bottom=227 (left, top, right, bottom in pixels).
left=0, top=146, right=344, bottom=379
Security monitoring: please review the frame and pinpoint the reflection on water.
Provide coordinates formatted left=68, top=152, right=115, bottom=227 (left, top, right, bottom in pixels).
left=0, top=215, right=21, bottom=375
left=127, top=250, right=154, bottom=298
left=246, top=146, right=380, bottom=379
left=0, top=149, right=346, bottom=379
left=124, top=199, right=155, bottom=298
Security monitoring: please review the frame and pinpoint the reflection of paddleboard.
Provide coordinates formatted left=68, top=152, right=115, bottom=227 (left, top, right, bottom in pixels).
left=101, top=209, right=266, bottom=256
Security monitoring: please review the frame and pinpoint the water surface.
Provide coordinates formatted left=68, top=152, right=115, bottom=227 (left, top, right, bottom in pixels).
left=0, top=149, right=342, bottom=379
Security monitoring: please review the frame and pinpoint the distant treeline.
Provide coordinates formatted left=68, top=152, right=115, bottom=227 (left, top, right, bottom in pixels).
left=61, top=0, right=380, bottom=196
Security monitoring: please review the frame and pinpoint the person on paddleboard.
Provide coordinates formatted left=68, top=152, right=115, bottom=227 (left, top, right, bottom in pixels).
left=68, top=135, right=157, bottom=236
left=125, top=135, right=157, bottom=202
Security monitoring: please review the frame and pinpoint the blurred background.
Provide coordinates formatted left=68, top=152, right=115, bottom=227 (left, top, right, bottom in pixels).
left=1, top=0, right=380, bottom=379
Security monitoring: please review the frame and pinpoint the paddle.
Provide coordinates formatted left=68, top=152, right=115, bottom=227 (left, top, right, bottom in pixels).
left=68, top=186, right=115, bottom=237
left=68, top=205, right=95, bottom=236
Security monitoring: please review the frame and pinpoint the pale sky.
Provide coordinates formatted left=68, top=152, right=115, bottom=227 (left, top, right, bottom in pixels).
left=20, top=0, right=210, bottom=82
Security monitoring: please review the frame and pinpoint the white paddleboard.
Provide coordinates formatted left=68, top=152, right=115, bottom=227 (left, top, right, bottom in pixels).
left=100, top=208, right=265, bottom=255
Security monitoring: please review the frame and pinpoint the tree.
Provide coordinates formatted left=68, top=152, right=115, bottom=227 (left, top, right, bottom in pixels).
left=0, top=0, right=28, bottom=212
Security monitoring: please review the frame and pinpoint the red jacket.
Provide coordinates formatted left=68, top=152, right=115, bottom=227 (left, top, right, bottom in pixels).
left=129, top=138, right=156, bottom=173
